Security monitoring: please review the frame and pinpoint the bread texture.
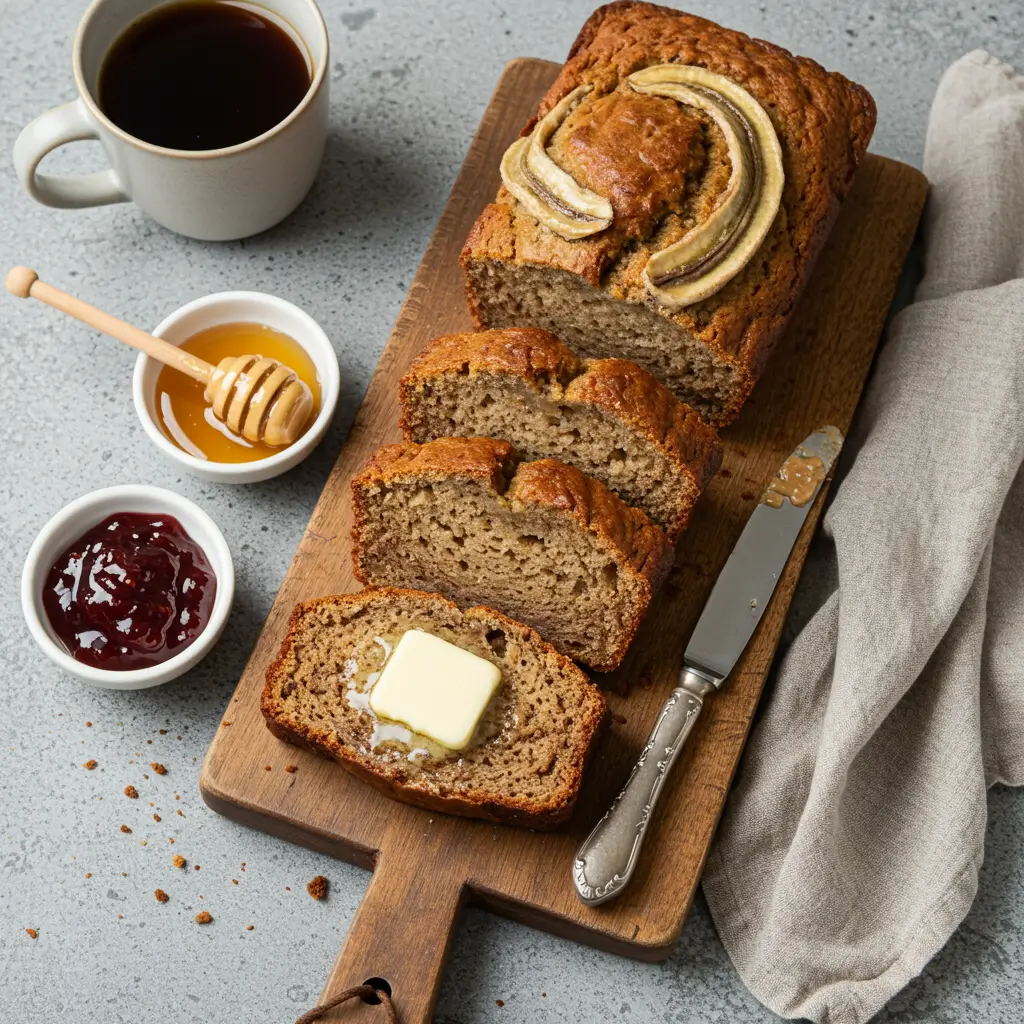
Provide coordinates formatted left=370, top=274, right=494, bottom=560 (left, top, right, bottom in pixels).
left=351, top=437, right=674, bottom=672
left=262, top=587, right=606, bottom=828
left=461, top=1, right=876, bottom=425
left=399, top=327, right=722, bottom=538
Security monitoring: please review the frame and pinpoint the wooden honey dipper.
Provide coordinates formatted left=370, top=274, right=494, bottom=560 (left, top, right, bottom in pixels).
left=6, top=266, right=313, bottom=448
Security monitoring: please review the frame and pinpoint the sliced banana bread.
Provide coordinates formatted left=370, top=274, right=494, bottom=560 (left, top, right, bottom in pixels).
left=398, top=327, right=722, bottom=538
left=351, top=437, right=674, bottom=672
left=262, top=587, right=606, bottom=828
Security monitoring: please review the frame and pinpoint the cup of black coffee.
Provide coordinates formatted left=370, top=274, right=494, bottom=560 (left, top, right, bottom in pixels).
left=13, top=0, right=329, bottom=240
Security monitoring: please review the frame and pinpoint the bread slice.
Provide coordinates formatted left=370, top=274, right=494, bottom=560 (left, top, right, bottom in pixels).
left=351, top=437, right=674, bottom=672
left=460, top=2, right=875, bottom=425
left=261, top=587, right=606, bottom=828
left=399, top=327, right=722, bottom=538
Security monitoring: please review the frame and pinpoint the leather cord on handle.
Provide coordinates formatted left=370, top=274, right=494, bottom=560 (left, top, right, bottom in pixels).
left=295, top=984, right=397, bottom=1024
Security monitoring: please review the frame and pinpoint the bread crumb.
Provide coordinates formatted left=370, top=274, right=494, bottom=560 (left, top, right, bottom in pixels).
left=26, top=928, right=38, bottom=939
left=147, top=739, right=153, bottom=745
left=143, top=774, right=149, bottom=780
left=159, top=729, right=167, bottom=734
left=175, top=794, right=180, bottom=800
left=154, top=889, right=169, bottom=903
left=173, top=855, right=186, bottom=869
left=85, top=872, right=92, bottom=878
left=82, top=760, right=97, bottom=770
left=122, top=872, right=127, bottom=877
left=149, top=802, right=154, bottom=807
left=150, top=762, right=167, bottom=775
left=85, top=721, right=92, bottom=727
left=307, top=876, right=328, bottom=901
left=169, top=838, right=175, bottom=844
left=140, top=840, right=148, bottom=847
left=176, top=809, right=184, bottom=817
left=263, top=765, right=271, bottom=771
left=177, top=735, right=182, bottom=740
left=153, top=813, right=161, bottom=822
left=232, top=879, right=238, bottom=885
left=247, top=925, right=254, bottom=931
left=285, top=886, right=291, bottom=891
left=496, top=1000, right=504, bottom=1007
left=222, top=721, right=232, bottom=727
left=124, top=785, right=138, bottom=799
left=194, top=865, right=200, bottom=871
left=120, top=825, right=132, bottom=834
left=284, top=764, right=298, bottom=773
left=195, top=911, right=213, bottom=925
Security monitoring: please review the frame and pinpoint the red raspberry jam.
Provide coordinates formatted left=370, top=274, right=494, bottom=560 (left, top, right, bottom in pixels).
left=42, top=512, right=216, bottom=670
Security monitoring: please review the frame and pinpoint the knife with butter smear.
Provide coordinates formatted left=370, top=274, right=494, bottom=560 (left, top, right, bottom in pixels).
left=573, top=426, right=845, bottom=906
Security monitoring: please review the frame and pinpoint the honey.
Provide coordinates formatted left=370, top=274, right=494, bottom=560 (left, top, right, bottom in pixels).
left=155, top=322, right=321, bottom=462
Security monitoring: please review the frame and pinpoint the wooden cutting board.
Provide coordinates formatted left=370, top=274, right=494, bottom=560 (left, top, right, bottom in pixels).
left=200, top=58, right=927, bottom=1024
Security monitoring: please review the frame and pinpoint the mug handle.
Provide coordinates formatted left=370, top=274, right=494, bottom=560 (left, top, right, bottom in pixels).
left=14, top=98, right=128, bottom=209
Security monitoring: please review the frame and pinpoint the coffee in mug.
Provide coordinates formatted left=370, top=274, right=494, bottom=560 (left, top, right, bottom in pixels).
left=13, top=0, right=329, bottom=241
left=98, top=1, right=312, bottom=151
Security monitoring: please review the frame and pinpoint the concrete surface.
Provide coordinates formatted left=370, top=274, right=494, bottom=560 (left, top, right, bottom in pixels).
left=1, top=1, right=1022, bottom=1021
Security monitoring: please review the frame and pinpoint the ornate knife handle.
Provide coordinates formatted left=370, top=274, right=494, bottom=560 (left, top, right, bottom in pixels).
left=573, top=668, right=715, bottom=906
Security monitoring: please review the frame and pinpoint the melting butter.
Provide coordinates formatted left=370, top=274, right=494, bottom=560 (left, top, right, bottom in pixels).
left=340, top=629, right=509, bottom=768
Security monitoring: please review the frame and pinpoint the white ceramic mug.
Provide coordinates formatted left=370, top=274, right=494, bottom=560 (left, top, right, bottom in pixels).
left=13, top=0, right=329, bottom=241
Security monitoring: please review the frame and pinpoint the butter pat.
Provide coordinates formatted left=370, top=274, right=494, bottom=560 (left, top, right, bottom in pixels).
left=368, top=629, right=501, bottom=750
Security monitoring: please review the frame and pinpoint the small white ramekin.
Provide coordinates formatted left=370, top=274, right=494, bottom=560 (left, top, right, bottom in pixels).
left=22, top=485, right=235, bottom=690
left=133, top=291, right=340, bottom=484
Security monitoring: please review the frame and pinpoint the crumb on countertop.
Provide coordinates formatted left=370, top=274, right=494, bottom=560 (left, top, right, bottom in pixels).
left=85, top=872, right=92, bottom=878
left=194, top=865, right=200, bottom=871
left=173, top=855, right=186, bottom=869
left=120, top=825, right=132, bottom=834
left=247, top=925, right=254, bottom=931
left=150, top=763, right=167, bottom=775
left=195, top=911, right=213, bottom=925
left=263, top=765, right=271, bottom=771
left=83, top=760, right=97, bottom=770
left=154, top=889, right=169, bottom=903
left=153, top=813, right=161, bottom=822
left=307, top=876, right=328, bottom=901
left=284, top=764, right=298, bottom=773
left=124, top=785, right=138, bottom=799
left=25, top=928, right=37, bottom=939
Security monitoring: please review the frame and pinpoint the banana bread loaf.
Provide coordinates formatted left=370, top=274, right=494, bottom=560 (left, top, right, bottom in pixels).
left=461, top=2, right=876, bottom=424
left=399, top=327, right=721, bottom=538
left=350, top=437, right=674, bottom=671
left=262, top=588, right=606, bottom=828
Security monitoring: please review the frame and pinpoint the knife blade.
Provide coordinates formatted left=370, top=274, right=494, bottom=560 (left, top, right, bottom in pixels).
left=573, top=426, right=844, bottom=906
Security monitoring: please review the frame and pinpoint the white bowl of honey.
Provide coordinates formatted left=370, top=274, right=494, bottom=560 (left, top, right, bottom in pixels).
left=133, top=291, right=339, bottom=483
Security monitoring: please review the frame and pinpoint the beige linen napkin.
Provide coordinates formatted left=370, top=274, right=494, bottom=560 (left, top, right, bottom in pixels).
left=702, top=50, right=1024, bottom=1024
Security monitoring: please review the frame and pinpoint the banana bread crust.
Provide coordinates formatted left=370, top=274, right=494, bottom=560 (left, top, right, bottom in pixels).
left=399, top=328, right=722, bottom=504
left=461, top=2, right=876, bottom=423
left=262, top=587, right=607, bottom=828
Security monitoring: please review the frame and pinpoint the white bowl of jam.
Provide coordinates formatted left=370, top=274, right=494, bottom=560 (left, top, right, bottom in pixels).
left=22, top=485, right=234, bottom=689
left=133, top=291, right=340, bottom=484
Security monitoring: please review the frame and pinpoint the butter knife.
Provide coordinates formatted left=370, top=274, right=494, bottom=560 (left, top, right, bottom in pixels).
left=573, top=426, right=844, bottom=906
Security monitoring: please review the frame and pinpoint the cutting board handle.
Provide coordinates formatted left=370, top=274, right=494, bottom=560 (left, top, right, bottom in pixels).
left=312, top=840, right=467, bottom=1023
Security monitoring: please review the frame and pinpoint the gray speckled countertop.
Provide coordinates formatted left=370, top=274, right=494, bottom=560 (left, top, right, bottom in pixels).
left=2, top=1, right=1022, bottom=1021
